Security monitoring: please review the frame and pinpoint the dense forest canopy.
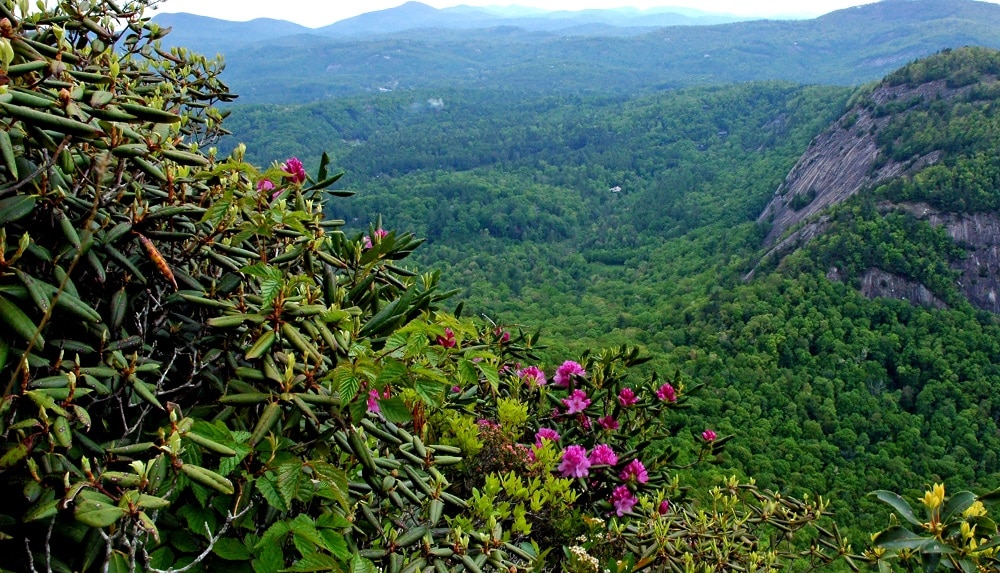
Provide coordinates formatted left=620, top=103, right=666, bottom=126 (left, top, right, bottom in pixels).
left=223, top=46, right=1000, bottom=548
left=4, top=0, right=1000, bottom=569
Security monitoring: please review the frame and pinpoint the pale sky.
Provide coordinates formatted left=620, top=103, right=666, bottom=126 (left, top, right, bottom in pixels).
left=152, top=0, right=889, bottom=28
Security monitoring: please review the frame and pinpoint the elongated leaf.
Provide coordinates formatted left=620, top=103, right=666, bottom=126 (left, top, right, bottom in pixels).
left=942, top=491, right=976, bottom=522
left=76, top=493, right=127, bottom=528
left=872, top=490, right=922, bottom=526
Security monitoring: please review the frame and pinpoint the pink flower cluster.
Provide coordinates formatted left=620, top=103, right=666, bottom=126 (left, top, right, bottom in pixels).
left=620, top=459, right=648, bottom=484
left=589, top=444, right=617, bottom=466
left=553, top=360, right=586, bottom=387
left=618, top=387, right=638, bottom=407
left=558, top=445, right=591, bottom=478
left=562, top=389, right=591, bottom=415
left=282, top=157, right=307, bottom=184
left=656, top=383, right=677, bottom=403
left=702, top=429, right=717, bottom=442
left=611, top=485, right=637, bottom=516
left=518, top=366, right=547, bottom=387
left=437, top=327, right=456, bottom=348
left=362, top=228, right=388, bottom=249
left=535, top=428, right=560, bottom=447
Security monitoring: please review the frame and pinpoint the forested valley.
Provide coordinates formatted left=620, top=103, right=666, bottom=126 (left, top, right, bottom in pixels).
left=5, top=0, right=1000, bottom=570
left=224, top=47, right=1000, bottom=546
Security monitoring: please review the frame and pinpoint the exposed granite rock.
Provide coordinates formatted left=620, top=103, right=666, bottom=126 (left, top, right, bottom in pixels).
left=858, top=267, right=948, bottom=309
left=749, top=71, right=1000, bottom=312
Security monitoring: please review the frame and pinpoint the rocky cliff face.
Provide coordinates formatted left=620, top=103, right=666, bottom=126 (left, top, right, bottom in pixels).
left=752, top=58, right=1000, bottom=312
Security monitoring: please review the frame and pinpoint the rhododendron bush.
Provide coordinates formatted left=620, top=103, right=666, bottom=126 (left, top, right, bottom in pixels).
left=0, top=0, right=852, bottom=571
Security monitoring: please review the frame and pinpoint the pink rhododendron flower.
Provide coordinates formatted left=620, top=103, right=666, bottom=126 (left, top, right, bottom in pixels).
left=589, top=444, right=618, bottom=466
left=553, top=360, right=586, bottom=387
left=282, top=157, right=307, bottom=184
left=367, top=387, right=390, bottom=413
left=618, top=387, right=638, bottom=407
left=620, top=459, right=649, bottom=484
left=362, top=228, right=388, bottom=249
left=702, top=429, right=717, bottom=442
left=558, top=445, right=591, bottom=478
left=451, top=385, right=462, bottom=393
left=658, top=499, right=670, bottom=515
left=477, top=419, right=499, bottom=429
left=597, top=415, right=619, bottom=431
left=494, top=326, right=510, bottom=343
left=656, top=383, right=677, bottom=403
left=437, top=327, right=456, bottom=348
left=535, top=427, right=560, bottom=447
left=518, top=366, right=547, bottom=387
left=611, top=485, right=638, bottom=516
left=562, top=389, right=591, bottom=415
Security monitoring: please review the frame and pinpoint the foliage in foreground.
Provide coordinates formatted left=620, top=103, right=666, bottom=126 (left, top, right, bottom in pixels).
left=0, top=0, right=859, bottom=571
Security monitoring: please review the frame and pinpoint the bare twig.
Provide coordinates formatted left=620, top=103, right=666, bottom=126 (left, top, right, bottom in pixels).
left=144, top=503, right=252, bottom=573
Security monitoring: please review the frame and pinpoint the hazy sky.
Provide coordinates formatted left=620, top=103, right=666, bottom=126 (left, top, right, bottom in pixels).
left=152, top=0, right=891, bottom=27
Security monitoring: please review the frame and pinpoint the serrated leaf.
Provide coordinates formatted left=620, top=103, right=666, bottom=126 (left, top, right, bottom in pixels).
left=375, top=359, right=407, bottom=387
left=213, top=537, right=253, bottom=561
left=261, top=279, right=282, bottom=308
left=458, top=359, right=478, bottom=386
left=257, top=472, right=289, bottom=512
left=288, top=514, right=325, bottom=555
left=376, top=396, right=412, bottom=424
left=277, top=461, right=304, bottom=508
left=415, top=378, right=447, bottom=407
left=257, top=520, right=290, bottom=549
left=254, top=541, right=285, bottom=573
left=149, top=546, right=175, bottom=570
left=282, top=551, right=341, bottom=572
left=478, top=362, right=500, bottom=391
left=332, top=366, right=360, bottom=403
left=319, top=529, right=348, bottom=560
left=312, top=461, right=349, bottom=509
left=350, top=555, right=379, bottom=573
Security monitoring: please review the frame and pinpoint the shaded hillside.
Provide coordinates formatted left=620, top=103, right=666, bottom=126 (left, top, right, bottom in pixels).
left=159, top=0, right=1000, bottom=104
left=754, top=46, right=1000, bottom=313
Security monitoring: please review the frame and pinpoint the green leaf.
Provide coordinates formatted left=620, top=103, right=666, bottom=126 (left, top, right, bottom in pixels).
left=311, top=462, right=349, bottom=508
left=350, top=554, right=379, bottom=573
left=288, top=514, right=326, bottom=556
left=149, top=546, right=175, bottom=570
left=377, top=396, right=412, bottom=423
left=332, top=366, right=360, bottom=404
left=277, top=461, right=304, bottom=508
left=872, top=490, right=922, bottom=526
left=415, top=378, right=447, bottom=407
left=213, top=537, right=253, bottom=561
left=375, top=359, right=407, bottom=387
left=282, top=551, right=342, bottom=572
left=458, top=359, right=478, bottom=386
left=108, top=551, right=130, bottom=573
left=0, top=443, right=29, bottom=470
left=319, top=529, right=348, bottom=561
left=478, top=362, right=500, bottom=391
left=254, top=541, right=285, bottom=573
left=874, top=526, right=953, bottom=553
left=942, top=491, right=976, bottom=522
left=75, top=493, right=127, bottom=528
left=257, top=472, right=289, bottom=512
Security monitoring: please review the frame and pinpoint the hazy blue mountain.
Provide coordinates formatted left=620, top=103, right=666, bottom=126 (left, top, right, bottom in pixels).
left=152, top=13, right=310, bottom=54
left=154, top=0, right=1000, bottom=104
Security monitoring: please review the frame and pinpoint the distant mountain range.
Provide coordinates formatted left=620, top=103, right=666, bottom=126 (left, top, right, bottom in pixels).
left=152, top=0, right=1000, bottom=104
left=154, top=1, right=744, bottom=51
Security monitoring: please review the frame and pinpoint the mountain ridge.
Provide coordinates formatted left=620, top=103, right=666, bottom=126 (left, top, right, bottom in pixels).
left=754, top=46, right=1000, bottom=312
left=156, top=0, right=1000, bottom=104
